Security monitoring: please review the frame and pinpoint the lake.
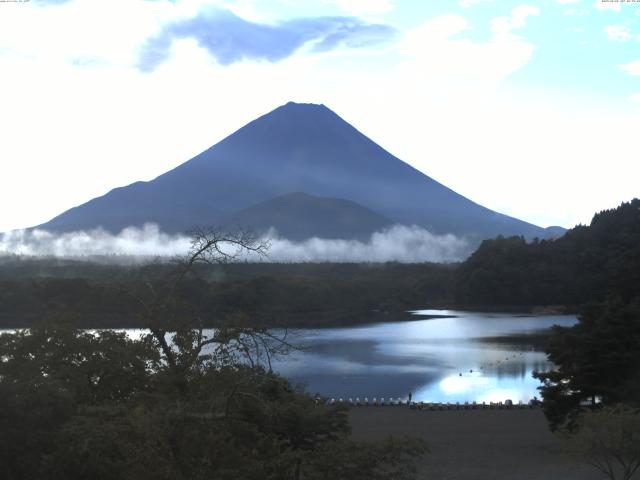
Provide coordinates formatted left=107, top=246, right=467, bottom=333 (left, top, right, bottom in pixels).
left=271, top=310, right=577, bottom=403
left=0, top=310, right=576, bottom=403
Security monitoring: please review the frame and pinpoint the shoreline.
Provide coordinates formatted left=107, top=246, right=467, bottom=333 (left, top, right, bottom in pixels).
left=0, top=306, right=575, bottom=330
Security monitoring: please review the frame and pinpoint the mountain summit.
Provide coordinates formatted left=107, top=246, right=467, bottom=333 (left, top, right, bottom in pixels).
left=37, top=102, right=552, bottom=240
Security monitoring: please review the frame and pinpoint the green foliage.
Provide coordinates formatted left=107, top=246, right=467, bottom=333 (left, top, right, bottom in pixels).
left=0, top=321, right=156, bottom=403
left=0, top=261, right=455, bottom=329
left=0, top=322, right=426, bottom=480
left=0, top=322, right=155, bottom=480
left=534, top=300, right=640, bottom=430
left=559, top=405, right=640, bottom=480
left=455, top=199, right=640, bottom=308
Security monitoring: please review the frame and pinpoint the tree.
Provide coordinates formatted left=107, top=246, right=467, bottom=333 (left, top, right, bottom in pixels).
left=454, top=199, right=640, bottom=309
left=560, top=405, right=640, bottom=480
left=0, top=321, right=156, bottom=480
left=534, top=300, right=640, bottom=430
left=0, top=227, right=427, bottom=479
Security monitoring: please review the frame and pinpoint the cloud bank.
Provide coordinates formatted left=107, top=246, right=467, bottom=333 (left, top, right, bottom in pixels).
left=0, top=224, right=468, bottom=263
left=0, top=224, right=192, bottom=258
left=264, top=225, right=468, bottom=263
left=138, top=8, right=396, bottom=71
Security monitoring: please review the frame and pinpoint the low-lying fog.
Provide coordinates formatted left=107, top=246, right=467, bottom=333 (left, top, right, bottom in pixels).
left=0, top=224, right=468, bottom=263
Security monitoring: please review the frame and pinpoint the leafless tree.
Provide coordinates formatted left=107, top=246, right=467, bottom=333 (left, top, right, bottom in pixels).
left=122, top=227, right=295, bottom=394
left=560, top=405, right=640, bottom=480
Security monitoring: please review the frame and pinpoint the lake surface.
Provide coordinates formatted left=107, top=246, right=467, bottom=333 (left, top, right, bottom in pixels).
left=271, top=310, right=577, bottom=403
left=0, top=310, right=576, bottom=403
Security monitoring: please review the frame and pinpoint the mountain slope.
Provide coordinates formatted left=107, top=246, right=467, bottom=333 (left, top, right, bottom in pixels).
left=37, top=102, right=553, bottom=239
left=221, top=192, right=393, bottom=241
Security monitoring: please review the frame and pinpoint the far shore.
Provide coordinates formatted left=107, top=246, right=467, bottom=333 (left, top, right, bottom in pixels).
left=0, top=305, right=577, bottom=331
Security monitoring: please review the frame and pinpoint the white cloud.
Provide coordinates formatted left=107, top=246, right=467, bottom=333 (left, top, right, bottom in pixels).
left=0, top=224, right=190, bottom=258
left=564, top=8, right=589, bottom=15
left=631, top=92, right=640, bottom=102
left=0, top=0, right=173, bottom=67
left=0, top=224, right=469, bottom=263
left=400, top=6, right=539, bottom=88
left=556, top=0, right=581, bottom=3
left=594, top=0, right=621, bottom=12
left=458, top=0, right=495, bottom=8
left=511, top=4, right=542, bottom=25
left=491, top=5, right=541, bottom=36
left=401, top=14, right=467, bottom=47
left=619, top=59, right=640, bottom=75
left=266, top=226, right=469, bottom=262
left=604, top=24, right=633, bottom=41
left=325, top=0, right=395, bottom=15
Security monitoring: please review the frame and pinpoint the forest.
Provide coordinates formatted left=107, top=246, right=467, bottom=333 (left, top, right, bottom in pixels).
left=454, top=199, right=640, bottom=309
left=0, top=259, right=455, bottom=328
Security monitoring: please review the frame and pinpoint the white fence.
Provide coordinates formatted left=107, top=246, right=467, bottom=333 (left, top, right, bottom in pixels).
left=321, top=397, right=541, bottom=410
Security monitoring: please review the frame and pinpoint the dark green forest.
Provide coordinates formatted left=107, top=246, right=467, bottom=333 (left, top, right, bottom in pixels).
left=454, top=199, right=640, bottom=309
left=0, top=260, right=455, bottom=329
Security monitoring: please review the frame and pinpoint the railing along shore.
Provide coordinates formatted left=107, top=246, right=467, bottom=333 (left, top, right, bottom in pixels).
left=320, top=397, right=541, bottom=410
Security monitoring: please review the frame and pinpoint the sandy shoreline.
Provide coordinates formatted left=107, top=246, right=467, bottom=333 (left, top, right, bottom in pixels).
left=349, top=407, right=601, bottom=480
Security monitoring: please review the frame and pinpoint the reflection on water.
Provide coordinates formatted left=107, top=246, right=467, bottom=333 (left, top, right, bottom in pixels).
left=3, top=310, right=574, bottom=403
left=271, top=310, right=577, bottom=403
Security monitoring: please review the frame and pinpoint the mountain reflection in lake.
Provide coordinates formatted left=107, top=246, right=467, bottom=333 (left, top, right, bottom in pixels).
left=271, top=310, right=577, bottom=403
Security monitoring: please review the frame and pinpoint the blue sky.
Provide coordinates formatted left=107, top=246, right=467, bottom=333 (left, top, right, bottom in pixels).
left=0, top=0, right=638, bottom=232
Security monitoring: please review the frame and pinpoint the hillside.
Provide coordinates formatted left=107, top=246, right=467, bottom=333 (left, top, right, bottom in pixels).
left=222, top=192, right=393, bottom=241
left=454, top=199, right=640, bottom=308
